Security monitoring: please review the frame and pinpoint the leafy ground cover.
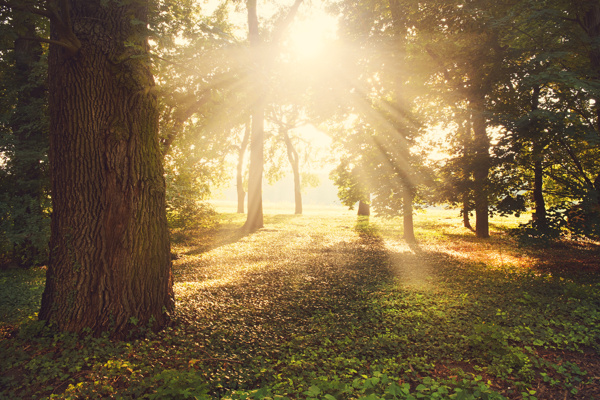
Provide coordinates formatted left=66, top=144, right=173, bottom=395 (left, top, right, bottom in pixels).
left=1, top=206, right=599, bottom=399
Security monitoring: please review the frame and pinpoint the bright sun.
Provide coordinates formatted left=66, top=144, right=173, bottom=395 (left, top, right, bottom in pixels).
left=288, top=11, right=338, bottom=60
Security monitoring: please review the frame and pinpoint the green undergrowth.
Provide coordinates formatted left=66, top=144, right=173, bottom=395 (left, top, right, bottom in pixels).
left=0, top=209, right=599, bottom=399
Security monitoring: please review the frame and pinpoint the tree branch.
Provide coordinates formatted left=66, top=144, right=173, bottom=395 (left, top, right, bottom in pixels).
left=424, top=44, right=456, bottom=90
left=271, top=0, right=304, bottom=44
left=18, top=36, right=77, bottom=50
left=0, top=0, right=81, bottom=55
left=556, top=137, right=595, bottom=189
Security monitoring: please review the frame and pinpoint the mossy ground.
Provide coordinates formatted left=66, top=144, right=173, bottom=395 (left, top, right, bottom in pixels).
left=1, top=205, right=599, bottom=399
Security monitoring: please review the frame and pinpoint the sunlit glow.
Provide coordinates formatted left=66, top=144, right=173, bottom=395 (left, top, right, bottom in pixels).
left=287, top=12, right=338, bottom=60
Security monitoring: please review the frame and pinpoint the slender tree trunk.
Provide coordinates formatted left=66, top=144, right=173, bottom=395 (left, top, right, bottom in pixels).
left=293, top=167, right=302, bottom=215
left=387, top=0, right=415, bottom=242
left=471, top=96, right=490, bottom=238
left=245, top=107, right=264, bottom=230
left=243, top=0, right=265, bottom=231
left=39, top=0, right=173, bottom=338
left=462, top=192, right=473, bottom=230
left=459, top=116, right=473, bottom=231
left=237, top=123, right=250, bottom=213
left=282, top=131, right=302, bottom=214
left=358, top=199, right=370, bottom=216
left=529, top=85, right=547, bottom=228
left=532, top=155, right=546, bottom=227
left=403, top=186, right=416, bottom=242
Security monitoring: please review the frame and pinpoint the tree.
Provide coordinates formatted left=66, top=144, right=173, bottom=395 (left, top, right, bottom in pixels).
left=330, top=159, right=371, bottom=216
left=241, top=0, right=304, bottom=231
left=327, top=0, right=425, bottom=240
left=243, top=0, right=265, bottom=231
left=268, top=105, right=310, bottom=215
left=15, top=0, right=175, bottom=337
left=419, top=0, right=518, bottom=238
left=488, top=0, right=600, bottom=237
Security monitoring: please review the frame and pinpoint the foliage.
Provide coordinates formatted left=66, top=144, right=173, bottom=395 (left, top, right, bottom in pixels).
left=0, top=8, right=50, bottom=268
left=1, top=209, right=599, bottom=399
left=330, top=159, right=370, bottom=209
left=164, top=152, right=220, bottom=230
left=510, top=206, right=568, bottom=246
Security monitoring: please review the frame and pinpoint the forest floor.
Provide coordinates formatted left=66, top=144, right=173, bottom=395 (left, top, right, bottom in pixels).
left=1, top=207, right=600, bottom=399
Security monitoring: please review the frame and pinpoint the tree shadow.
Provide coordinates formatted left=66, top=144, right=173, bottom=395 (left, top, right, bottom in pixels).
left=177, top=224, right=249, bottom=256
left=161, top=214, right=600, bottom=398
left=178, top=214, right=305, bottom=257
left=263, top=213, right=303, bottom=225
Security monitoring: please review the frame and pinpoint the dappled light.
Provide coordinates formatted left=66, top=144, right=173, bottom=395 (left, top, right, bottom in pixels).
left=385, top=240, right=434, bottom=288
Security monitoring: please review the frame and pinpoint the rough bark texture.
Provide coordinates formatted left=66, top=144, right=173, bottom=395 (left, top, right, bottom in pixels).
left=39, top=0, right=173, bottom=338
left=236, top=124, right=250, bottom=214
left=243, top=0, right=265, bottom=231
left=471, top=96, right=490, bottom=238
left=282, top=131, right=302, bottom=215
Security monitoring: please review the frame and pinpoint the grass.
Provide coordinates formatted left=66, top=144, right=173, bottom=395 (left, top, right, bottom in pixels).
left=1, top=207, right=599, bottom=399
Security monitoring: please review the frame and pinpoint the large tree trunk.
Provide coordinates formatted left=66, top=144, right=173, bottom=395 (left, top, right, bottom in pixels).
left=237, top=123, right=250, bottom=213
left=471, top=96, right=490, bottom=238
left=39, top=0, right=173, bottom=338
left=242, top=0, right=265, bottom=231
left=282, top=131, right=302, bottom=215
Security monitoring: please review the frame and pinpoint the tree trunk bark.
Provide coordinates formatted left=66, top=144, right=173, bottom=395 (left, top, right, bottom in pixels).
left=237, top=123, right=250, bottom=213
left=243, top=0, right=265, bottom=231
left=471, top=96, right=490, bottom=238
left=282, top=131, right=302, bottom=214
left=39, top=0, right=173, bottom=338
